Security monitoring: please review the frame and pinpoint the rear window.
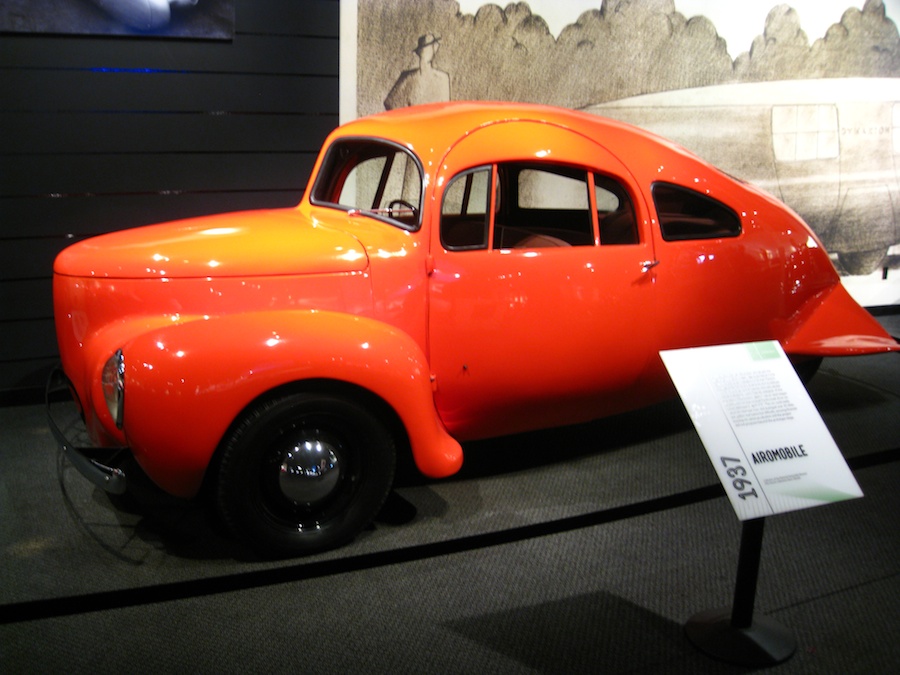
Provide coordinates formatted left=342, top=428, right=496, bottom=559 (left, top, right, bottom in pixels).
left=652, top=183, right=741, bottom=241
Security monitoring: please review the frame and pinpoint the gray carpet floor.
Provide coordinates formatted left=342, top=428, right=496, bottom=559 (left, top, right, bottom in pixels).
left=1, top=316, right=898, bottom=673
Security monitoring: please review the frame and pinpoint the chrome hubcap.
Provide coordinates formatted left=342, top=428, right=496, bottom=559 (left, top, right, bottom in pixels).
left=277, top=434, right=341, bottom=505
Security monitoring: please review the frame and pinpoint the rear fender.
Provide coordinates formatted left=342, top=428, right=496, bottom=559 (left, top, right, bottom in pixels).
left=781, top=284, right=899, bottom=356
left=120, top=310, right=462, bottom=497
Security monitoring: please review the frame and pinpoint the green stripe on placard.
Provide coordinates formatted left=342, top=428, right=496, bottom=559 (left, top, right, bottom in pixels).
left=773, top=484, right=860, bottom=503
left=747, top=341, right=780, bottom=360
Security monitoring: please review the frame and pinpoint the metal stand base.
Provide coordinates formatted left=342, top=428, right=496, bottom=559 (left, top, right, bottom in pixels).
left=685, top=606, right=797, bottom=667
left=686, top=519, right=796, bottom=667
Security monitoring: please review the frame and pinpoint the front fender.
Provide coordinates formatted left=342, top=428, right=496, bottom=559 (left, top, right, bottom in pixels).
left=121, top=310, right=463, bottom=497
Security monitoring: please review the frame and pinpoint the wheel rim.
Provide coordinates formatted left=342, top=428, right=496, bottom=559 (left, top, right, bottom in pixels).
left=259, top=420, right=362, bottom=532
left=276, top=430, right=342, bottom=505
left=217, top=392, right=397, bottom=554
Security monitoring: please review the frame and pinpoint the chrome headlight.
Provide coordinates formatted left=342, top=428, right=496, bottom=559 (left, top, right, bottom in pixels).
left=101, top=349, right=125, bottom=429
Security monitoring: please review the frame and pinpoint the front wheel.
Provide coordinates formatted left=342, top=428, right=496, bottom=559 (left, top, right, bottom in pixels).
left=215, top=392, right=396, bottom=556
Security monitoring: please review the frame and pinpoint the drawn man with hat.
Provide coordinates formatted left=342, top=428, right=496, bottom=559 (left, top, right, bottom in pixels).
left=384, top=33, right=451, bottom=109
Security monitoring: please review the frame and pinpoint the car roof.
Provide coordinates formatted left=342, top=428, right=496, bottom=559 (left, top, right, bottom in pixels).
left=332, top=101, right=691, bottom=168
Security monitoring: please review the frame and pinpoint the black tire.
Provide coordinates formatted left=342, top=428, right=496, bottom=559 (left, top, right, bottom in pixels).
left=215, top=392, right=396, bottom=556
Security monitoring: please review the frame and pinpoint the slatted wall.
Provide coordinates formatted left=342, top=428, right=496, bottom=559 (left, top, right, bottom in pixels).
left=0, top=0, right=340, bottom=404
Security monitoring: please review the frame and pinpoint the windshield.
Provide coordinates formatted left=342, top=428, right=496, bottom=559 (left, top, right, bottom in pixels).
left=310, top=138, right=423, bottom=230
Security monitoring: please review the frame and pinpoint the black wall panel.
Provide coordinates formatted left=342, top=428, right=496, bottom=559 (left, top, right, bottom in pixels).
left=0, top=0, right=340, bottom=403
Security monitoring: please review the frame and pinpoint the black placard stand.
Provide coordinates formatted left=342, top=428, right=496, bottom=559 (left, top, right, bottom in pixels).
left=685, top=517, right=797, bottom=667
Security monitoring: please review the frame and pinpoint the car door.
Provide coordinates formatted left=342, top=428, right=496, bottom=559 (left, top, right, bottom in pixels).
left=647, top=179, right=779, bottom=352
left=427, top=121, right=660, bottom=441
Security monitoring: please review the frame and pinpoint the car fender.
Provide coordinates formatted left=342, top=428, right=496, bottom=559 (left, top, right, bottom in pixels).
left=781, top=283, right=899, bottom=356
left=64, top=315, right=187, bottom=447
left=120, top=310, right=463, bottom=497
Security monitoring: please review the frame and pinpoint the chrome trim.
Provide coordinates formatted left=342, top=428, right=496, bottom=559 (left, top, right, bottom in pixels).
left=102, top=349, right=125, bottom=429
left=277, top=433, right=341, bottom=505
left=46, top=368, right=128, bottom=495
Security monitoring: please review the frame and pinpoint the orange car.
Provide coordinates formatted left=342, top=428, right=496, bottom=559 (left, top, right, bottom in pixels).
left=49, top=102, right=898, bottom=555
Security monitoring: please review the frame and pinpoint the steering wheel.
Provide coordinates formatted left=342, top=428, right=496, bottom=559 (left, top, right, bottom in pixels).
left=387, top=199, right=418, bottom=221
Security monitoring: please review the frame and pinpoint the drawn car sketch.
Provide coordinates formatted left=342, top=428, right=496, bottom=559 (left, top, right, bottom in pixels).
left=589, top=78, right=900, bottom=275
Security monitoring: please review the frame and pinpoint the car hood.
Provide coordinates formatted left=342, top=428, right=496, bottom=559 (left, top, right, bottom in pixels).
left=54, top=208, right=369, bottom=279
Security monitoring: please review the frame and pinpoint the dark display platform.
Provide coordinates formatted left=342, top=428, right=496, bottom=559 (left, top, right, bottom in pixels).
left=2, top=317, right=898, bottom=673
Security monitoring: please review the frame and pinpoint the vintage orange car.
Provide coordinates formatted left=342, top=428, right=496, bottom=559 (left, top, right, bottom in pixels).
left=49, top=102, right=898, bottom=555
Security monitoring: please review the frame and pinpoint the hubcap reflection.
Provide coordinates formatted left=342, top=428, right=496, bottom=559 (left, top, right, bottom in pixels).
left=277, top=435, right=341, bottom=505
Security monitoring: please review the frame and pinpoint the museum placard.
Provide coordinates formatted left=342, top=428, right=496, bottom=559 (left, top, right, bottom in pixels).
left=660, top=341, right=862, bottom=520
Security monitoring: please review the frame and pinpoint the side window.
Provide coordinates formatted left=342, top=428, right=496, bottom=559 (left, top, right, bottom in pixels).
left=595, top=173, right=638, bottom=245
left=310, top=139, right=422, bottom=229
left=517, top=168, right=589, bottom=210
left=652, top=183, right=741, bottom=241
left=441, top=167, right=492, bottom=250
left=772, top=104, right=839, bottom=162
left=494, top=163, right=594, bottom=248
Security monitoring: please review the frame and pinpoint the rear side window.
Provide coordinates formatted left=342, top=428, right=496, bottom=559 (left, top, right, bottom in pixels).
left=595, top=173, right=638, bottom=245
left=494, top=163, right=594, bottom=248
left=652, top=183, right=741, bottom=241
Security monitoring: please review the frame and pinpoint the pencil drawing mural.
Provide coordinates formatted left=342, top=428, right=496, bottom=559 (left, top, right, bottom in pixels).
left=353, top=0, right=900, bottom=293
left=384, top=33, right=452, bottom=108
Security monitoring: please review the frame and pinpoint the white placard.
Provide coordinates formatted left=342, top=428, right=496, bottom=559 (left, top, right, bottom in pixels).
left=660, top=341, right=862, bottom=520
